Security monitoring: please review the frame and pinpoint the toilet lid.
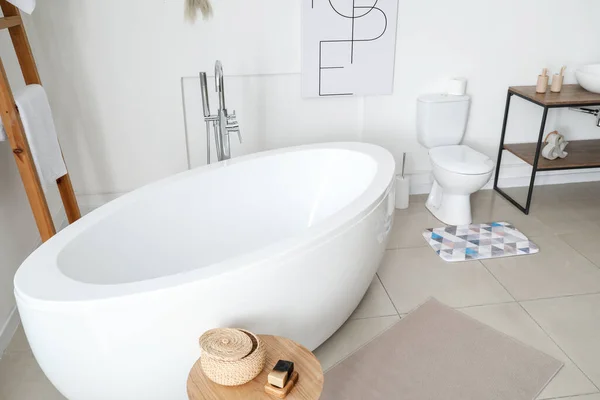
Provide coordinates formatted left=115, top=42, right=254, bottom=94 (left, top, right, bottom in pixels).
left=429, top=145, right=495, bottom=175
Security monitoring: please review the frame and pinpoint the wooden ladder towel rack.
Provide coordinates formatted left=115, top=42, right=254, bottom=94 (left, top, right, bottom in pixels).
left=0, top=0, right=80, bottom=242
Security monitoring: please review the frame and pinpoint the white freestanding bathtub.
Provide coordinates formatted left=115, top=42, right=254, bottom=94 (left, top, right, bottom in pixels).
left=14, top=142, right=395, bottom=400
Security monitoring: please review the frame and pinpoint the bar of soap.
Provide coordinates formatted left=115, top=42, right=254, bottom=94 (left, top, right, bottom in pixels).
left=268, top=369, right=289, bottom=389
left=273, top=360, right=294, bottom=375
left=264, top=371, right=299, bottom=399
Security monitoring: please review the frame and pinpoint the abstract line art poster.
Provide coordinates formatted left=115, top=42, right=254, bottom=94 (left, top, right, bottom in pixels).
left=302, top=0, right=399, bottom=97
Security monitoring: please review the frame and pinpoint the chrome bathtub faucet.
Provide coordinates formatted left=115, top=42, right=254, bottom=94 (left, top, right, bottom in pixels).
left=199, top=60, right=242, bottom=163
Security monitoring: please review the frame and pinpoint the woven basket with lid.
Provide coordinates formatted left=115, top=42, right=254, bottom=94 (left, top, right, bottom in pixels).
left=199, top=328, right=266, bottom=386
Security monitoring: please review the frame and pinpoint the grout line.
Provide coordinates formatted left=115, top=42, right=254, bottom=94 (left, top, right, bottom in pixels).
left=554, top=233, right=600, bottom=271
left=481, top=260, right=600, bottom=393
left=517, top=301, right=600, bottom=394
left=349, top=314, right=399, bottom=321
left=519, top=291, right=600, bottom=304
left=455, top=300, right=518, bottom=310
left=478, top=259, right=518, bottom=303
left=546, top=393, right=600, bottom=399
left=376, top=273, right=402, bottom=318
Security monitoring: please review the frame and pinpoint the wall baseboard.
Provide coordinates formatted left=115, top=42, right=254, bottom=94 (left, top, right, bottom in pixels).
left=0, top=306, right=20, bottom=357
left=409, top=164, right=600, bottom=195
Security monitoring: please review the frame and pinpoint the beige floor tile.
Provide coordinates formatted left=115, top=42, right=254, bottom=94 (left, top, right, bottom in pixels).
left=533, top=183, right=598, bottom=205
left=570, top=200, right=600, bottom=223
left=4, top=355, right=65, bottom=400
left=483, top=235, right=600, bottom=301
left=6, top=326, right=30, bottom=354
left=461, top=303, right=597, bottom=399
left=0, top=351, right=65, bottom=400
left=494, top=186, right=530, bottom=206
left=388, top=206, right=443, bottom=249
left=472, top=188, right=514, bottom=208
left=522, top=294, right=600, bottom=389
left=560, top=226, right=600, bottom=267
left=349, top=277, right=397, bottom=320
left=0, top=353, right=25, bottom=399
left=377, top=248, right=513, bottom=314
left=530, top=203, right=599, bottom=235
left=548, top=395, right=600, bottom=400
left=409, top=194, right=429, bottom=205
left=314, top=315, right=399, bottom=372
left=471, top=200, right=548, bottom=237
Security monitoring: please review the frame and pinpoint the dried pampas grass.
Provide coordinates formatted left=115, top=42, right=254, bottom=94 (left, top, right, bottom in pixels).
left=185, top=0, right=213, bottom=22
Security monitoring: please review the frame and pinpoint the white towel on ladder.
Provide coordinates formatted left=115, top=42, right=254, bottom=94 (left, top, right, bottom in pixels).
left=14, top=84, right=67, bottom=188
left=6, top=0, right=36, bottom=14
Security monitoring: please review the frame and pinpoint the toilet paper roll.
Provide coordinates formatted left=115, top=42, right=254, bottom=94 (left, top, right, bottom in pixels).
left=447, top=78, right=468, bottom=96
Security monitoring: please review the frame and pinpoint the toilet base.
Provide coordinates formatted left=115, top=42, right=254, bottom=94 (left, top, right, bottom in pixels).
left=426, top=181, right=473, bottom=226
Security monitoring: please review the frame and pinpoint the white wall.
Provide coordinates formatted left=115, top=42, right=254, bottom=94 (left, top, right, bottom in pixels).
left=23, top=0, right=600, bottom=201
left=0, top=16, right=64, bottom=352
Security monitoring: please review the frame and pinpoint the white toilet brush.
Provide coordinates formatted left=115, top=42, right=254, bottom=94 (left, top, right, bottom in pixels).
left=185, top=0, right=213, bottom=22
left=395, top=153, right=410, bottom=210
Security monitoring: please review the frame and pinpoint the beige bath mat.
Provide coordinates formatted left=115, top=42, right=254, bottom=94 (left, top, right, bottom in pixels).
left=322, top=299, right=562, bottom=400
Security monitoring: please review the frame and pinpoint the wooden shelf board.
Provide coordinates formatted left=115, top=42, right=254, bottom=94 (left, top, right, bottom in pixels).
left=509, top=85, right=600, bottom=107
left=504, top=139, right=600, bottom=170
left=0, top=15, right=21, bottom=30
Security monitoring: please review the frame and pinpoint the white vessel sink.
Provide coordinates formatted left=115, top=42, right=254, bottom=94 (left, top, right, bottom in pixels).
left=576, top=64, right=600, bottom=94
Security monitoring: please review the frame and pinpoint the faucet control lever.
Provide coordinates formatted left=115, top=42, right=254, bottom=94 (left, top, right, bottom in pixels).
left=226, top=110, right=242, bottom=143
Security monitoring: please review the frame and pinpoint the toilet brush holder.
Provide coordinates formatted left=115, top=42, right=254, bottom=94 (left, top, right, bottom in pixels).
left=395, top=176, right=410, bottom=210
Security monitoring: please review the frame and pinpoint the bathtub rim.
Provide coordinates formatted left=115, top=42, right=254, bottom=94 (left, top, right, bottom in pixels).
left=15, top=142, right=395, bottom=305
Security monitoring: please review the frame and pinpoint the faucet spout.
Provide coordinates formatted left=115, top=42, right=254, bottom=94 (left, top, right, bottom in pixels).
left=215, top=60, right=226, bottom=111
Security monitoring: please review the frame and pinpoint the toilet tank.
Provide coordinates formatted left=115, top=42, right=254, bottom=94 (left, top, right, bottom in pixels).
left=417, top=94, right=470, bottom=149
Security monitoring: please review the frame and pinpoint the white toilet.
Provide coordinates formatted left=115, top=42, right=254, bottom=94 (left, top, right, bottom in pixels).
left=417, top=93, right=495, bottom=226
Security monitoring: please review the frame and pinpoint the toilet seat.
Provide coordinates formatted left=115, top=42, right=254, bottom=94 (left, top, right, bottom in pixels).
left=429, top=145, right=494, bottom=175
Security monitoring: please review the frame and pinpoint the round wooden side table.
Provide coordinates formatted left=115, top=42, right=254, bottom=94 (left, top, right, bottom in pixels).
left=187, top=335, right=324, bottom=400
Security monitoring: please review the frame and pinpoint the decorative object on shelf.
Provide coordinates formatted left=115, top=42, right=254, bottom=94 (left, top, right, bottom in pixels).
left=185, top=0, right=213, bottom=22
left=536, top=68, right=549, bottom=93
left=542, top=131, right=569, bottom=160
left=551, top=66, right=566, bottom=93
left=265, top=371, right=299, bottom=399
left=199, top=328, right=266, bottom=386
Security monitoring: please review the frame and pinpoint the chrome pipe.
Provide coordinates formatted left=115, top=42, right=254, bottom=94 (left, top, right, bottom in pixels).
left=569, top=107, right=600, bottom=127
left=215, top=60, right=226, bottom=111
left=569, top=107, right=599, bottom=116
left=198, top=61, right=242, bottom=163
left=199, top=72, right=211, bottom=118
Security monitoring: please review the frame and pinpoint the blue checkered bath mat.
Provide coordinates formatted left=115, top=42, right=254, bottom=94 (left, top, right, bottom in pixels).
left=423, top=222, right=539, bottom=262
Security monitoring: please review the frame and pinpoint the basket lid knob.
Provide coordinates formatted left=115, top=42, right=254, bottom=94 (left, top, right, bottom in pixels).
left=199, top=328, right=253, bottom=361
